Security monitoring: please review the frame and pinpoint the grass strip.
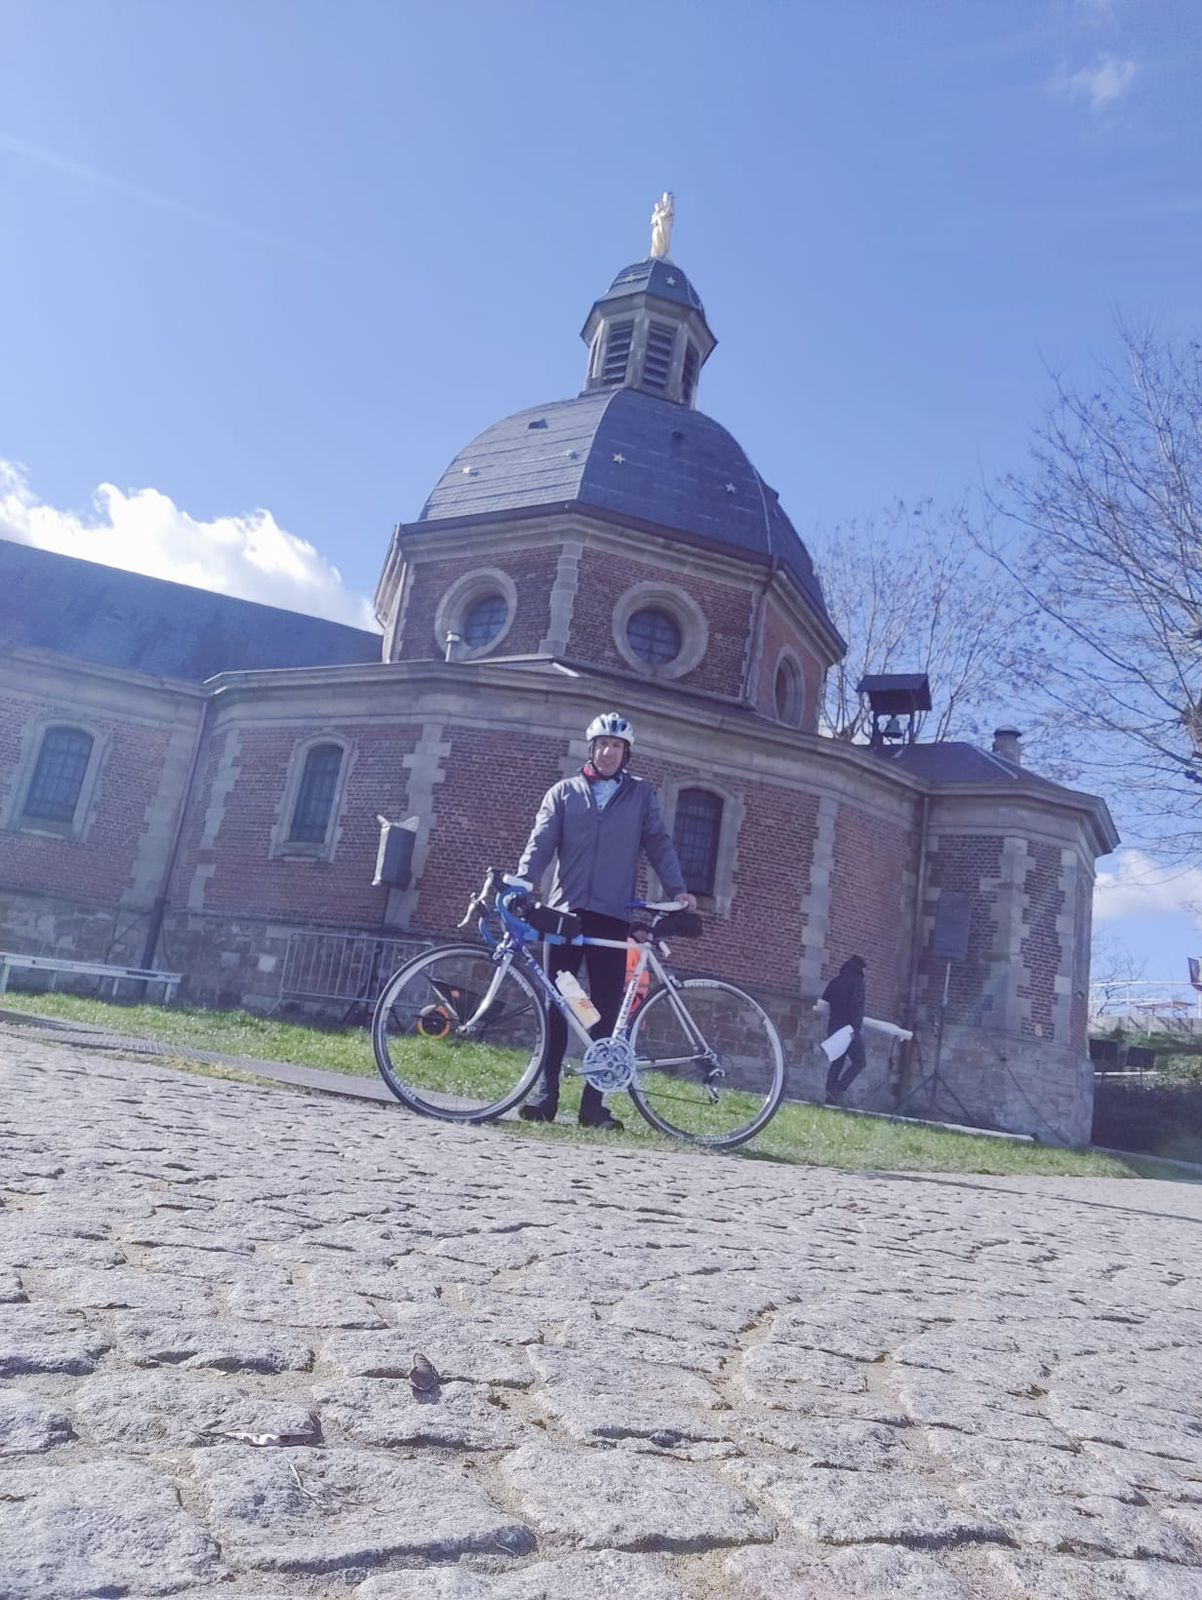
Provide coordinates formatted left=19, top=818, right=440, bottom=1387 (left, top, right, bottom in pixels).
left=1, top=991, right=1141, bottom=1178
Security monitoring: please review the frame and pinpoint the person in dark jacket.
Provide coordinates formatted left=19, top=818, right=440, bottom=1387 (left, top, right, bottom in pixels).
left=514, top=712, right=694, bottom=1132
left=822, top=955, right=867, bottom=1105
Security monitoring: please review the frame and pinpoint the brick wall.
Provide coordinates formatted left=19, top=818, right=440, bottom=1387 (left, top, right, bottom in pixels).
left=1070, top=861, right=1093, bottom=1051
left=392, top=549, right=557, bottom=661
left=568, top=549, right=753, bottom=696
left=633, top=753, right=818, bottom=993
left=824, top=805, right=914, bottom=1020
left=414, top=728, right=569, bottom=938
left=753, top=601, right=824, bottom=734
left=920, top=836, right=1005, bottom=1029
left=1018, top=841, right=1066, bottom=1041
left=0, top=691, right=174, bottom=907
left=171, top=722, right=419, bottom=925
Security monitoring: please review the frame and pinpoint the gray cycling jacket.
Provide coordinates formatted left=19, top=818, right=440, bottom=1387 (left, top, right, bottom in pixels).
left=516, top=772, right=688, bottom=923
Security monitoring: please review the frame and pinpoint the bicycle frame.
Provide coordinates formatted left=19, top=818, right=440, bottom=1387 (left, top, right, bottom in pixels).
left=466, top=891, right=713, bottom=1076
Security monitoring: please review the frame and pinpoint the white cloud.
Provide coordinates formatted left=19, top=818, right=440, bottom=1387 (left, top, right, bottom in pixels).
left=1054, top=55, right=1137, bottom=109
left=0, top=459, right=377, bottom=631
left=1094, top=848, right=1202, bottom=924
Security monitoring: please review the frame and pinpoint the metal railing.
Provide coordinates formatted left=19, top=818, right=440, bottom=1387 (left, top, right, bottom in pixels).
left=1089, top=980, right=1202, bottom=1029
left=274, top=931, right=429, bottom=1020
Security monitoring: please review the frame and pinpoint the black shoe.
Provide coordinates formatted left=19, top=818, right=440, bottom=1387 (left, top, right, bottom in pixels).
left=579, top=1110, right=623, bottom=1132
left=519, top=1099, right=557, bottom=1123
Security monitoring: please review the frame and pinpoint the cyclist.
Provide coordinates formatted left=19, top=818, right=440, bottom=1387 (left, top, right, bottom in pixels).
left=513, top=712, right=695, bottom=1131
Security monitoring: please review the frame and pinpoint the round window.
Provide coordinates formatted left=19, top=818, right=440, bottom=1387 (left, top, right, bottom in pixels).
left=626, top=606, right=681, bottom=666
left=462, top=592, right=508, bottom=649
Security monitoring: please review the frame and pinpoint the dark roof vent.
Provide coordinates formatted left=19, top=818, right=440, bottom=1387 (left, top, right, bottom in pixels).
left=642, top=320, right=676, bottom=391
left=601, top=319, right=634, bottom=385
left=527, top=418, right=548, bottom=430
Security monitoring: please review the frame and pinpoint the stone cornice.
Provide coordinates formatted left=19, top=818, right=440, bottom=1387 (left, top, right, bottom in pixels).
left=197, top=654, right=1116, bottom=852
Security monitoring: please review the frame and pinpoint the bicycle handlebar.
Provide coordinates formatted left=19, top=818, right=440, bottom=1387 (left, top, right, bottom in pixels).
left=457, top=865, right=499, bottom=929
left=458, top=871, right=688, bottom=933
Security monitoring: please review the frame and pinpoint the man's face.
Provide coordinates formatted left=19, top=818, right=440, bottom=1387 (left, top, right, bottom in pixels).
left=591, top=737, right=627, bottom=777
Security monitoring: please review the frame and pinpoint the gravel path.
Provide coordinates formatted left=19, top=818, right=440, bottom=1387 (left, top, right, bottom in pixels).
left=2, top=1030, right=1201, bottom=1599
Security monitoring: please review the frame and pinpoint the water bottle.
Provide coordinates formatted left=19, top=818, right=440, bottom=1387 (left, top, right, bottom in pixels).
left=555, top=970, right=601, bottom=1028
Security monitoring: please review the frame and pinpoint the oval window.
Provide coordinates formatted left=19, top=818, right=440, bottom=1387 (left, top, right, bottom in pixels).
left=774, top=657, right=803, bottom=725
left=626, top=606, right=681, bottom=666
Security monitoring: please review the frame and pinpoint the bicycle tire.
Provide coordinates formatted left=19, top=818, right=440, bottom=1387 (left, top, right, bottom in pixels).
left=372, top=942, right=547, bottom=1122
left=628, top=978, right=786, bottom=1149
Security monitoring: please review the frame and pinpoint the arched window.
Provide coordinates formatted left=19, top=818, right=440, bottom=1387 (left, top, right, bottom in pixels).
left=288, top=744, right=343, bottom=844
left=673, top=788, right=723, bottom=898
left=774, top=655, right=804, bottom=726
left=626, top=607, right=681, bottom=666
left=462, top=592, right=507, bottom=649
left=23, top=727, right=94, bottom=824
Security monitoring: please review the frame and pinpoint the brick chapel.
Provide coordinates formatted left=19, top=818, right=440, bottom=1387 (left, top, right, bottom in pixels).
left=0, top=226, right=1117, bottom=1142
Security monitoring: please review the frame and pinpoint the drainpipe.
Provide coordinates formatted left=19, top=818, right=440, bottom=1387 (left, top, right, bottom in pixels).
left=140, top=691, right=213, bottom=972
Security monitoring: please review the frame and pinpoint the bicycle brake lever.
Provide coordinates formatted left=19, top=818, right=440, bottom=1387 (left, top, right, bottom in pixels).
left=457, top=897, right=483, bottom=929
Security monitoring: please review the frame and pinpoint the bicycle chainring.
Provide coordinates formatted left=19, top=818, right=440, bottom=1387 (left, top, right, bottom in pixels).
left=582, top=1035, right=637, bottom=1093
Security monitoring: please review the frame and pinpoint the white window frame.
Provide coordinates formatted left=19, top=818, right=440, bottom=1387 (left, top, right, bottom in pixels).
left=434, top=569, right=518, bottom=661
left=657, top=777, right=744, bottom=918
left=773, top=648, right=806, bottom=728
left=2, top=719, right=107, bottom=841
left=612, top=582, right=709, bottom=681
left=272, top=735, right=353, bottom=861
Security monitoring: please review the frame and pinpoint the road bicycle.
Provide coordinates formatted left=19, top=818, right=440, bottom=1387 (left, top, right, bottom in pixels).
left=371, top=866, right=787, bottom=1150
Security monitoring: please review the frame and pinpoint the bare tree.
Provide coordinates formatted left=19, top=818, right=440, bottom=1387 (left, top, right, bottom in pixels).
left=987, top=326, right=1202, bottom=850
left=1090, top=929, right=1148, bottom=1011
left=812, top=500, right=1044, bottom=746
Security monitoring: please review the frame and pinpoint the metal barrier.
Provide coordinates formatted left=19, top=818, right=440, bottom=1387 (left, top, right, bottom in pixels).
left=1090, top=980, right=1202, bottom=1029
left=274, top=931, right=429, bottom=1020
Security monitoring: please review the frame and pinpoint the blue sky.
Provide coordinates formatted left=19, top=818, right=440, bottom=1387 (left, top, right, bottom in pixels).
left=1, top=0, right=1199, bottom=978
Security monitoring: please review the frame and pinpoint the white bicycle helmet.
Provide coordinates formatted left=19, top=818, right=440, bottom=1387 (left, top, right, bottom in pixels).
left=586, top=712, right=635, bottom=748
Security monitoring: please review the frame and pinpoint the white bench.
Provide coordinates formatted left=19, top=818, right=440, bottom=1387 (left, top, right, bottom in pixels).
left=0, top=952, right=182, bottom=1005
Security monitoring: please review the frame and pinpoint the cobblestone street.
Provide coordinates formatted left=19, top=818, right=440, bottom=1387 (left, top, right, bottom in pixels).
left=2, top=1032, right=1201, bottom=1600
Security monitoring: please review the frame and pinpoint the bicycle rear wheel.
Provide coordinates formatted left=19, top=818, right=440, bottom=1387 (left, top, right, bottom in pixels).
left=372, top=943, right=547, bottom=1122
left=628, top=978, right=786, bottom=1149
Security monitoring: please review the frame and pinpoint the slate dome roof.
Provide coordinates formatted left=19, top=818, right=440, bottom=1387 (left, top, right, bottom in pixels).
left=591, top=258, right=709, bottom=320
left=417, top=387, right=833, bottom=627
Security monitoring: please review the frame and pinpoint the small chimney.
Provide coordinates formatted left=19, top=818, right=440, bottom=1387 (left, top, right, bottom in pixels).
left=992, top=727, right=1022, bottom=765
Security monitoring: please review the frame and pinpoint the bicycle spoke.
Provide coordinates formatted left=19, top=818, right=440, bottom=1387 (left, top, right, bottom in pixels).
left=629, top=979, right=785, bottom=1148
left=373, top=944, right=546, bottom=1122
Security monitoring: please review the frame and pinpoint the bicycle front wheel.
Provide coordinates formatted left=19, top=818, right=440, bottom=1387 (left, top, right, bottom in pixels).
left=372, top=943, right=547, bottom=1122
left=628, top=979, right=786, bottom=1149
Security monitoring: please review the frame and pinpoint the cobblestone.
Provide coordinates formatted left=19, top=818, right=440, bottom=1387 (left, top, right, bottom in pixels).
left=2, top=1033, right=1202, bottom=1598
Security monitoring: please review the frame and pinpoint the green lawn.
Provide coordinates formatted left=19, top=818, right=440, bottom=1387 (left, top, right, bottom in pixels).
left=1, top=990, right=1147, bottom=1179
left=1, top=992, right=379, bottom=1077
